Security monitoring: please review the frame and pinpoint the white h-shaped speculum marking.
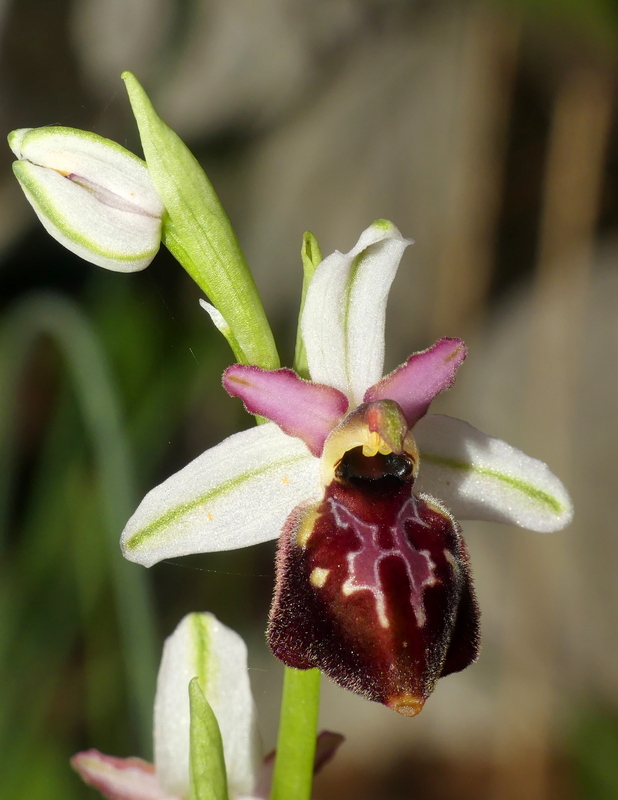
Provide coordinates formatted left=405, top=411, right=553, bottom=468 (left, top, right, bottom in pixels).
left=329, top=496, right=437, bottom=628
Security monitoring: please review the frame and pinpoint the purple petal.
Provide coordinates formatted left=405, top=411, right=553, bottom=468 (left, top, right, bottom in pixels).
left=71, top=750, right=174, bottom=800
left=364, top=338, right=467, bottom=427
left=223, top=365, right=348, bottom=456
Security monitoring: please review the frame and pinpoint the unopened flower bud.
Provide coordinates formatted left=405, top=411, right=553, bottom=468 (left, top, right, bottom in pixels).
left=9, top=126, right=164, bottom=271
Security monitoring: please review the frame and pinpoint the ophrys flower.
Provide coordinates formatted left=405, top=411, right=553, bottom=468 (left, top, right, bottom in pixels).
left=119, top=221, right=572, bottom=714
left=72, top=612, right=261, bottom=799
left=72, top=612, right=342, bottom=800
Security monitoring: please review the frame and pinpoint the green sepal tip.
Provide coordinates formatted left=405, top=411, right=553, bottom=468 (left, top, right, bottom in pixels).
left=293, top=231, right=322, bottom=378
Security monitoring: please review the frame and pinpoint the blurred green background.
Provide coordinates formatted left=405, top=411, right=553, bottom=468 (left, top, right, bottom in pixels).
left=2, top=0, right=618, bottom=798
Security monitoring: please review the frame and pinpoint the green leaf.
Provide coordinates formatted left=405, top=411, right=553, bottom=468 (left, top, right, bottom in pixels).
left=189, top=677, right=229, bottom=800
left=122, top=72, right=279, bottom=370
left=294, top=231, right=322, bottom=379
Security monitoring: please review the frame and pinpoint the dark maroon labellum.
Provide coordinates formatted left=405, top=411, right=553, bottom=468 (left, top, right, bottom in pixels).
left=268, top=447, right=480, bottom=716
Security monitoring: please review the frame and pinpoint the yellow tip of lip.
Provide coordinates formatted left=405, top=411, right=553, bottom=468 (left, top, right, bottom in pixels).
left=388, top=694, right=425, bottom=717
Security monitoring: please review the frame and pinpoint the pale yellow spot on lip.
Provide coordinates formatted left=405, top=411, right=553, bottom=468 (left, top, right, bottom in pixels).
left=309, top=567, right=329, bottom=588
left=282, top=476, right=290, bottom=484
left=388, top=694, right=425, bottom=717
left=444, top=549, right=458, bottom=573
left=296, top=507, right=321, bottom=548
left=206, top=513, right=213, bottom=522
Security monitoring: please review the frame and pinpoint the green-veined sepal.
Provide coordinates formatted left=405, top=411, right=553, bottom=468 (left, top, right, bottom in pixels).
left=156, top=613, right=261, bottom=799
left=414, top=414, right=573, bottom=532
left=301, top=221, right=412, bottom=405
left=121, top=423, right=320, bottom=565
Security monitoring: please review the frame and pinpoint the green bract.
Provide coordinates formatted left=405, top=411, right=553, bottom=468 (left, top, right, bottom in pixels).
left=122, top=72, right=279, bottom=370
left=9, top=74, right=280, bottom=369
left=9, top=126, right=164, bottom=272
left=189, top=678, right=229, bottom=800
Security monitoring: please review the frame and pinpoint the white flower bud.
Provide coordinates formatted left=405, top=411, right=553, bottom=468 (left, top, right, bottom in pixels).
left=9, top=126, right=164, bottom=272
left=154, top=612, right=262, bottom=799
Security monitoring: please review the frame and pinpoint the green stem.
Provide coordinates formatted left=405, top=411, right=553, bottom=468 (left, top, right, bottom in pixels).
left=270, top=233, right=323, bottom=799
left=270, top=667, right=320, bottom=800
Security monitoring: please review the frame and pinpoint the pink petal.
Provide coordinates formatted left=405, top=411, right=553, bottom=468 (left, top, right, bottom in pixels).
left=71, top=750, right=176, bottom=800
left=223, top=365, right=349, bottom=456
left=364, top=338, right=466, bottom=426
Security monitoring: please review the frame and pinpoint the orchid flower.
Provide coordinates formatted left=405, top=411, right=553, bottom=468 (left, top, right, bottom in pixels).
left=72, top=612, right=261, bottom=799
left=9, top=127, right=164, bottom=271
left=118, top=221, right=572, bottom=716
left=72, top=612, right=343, bottom=800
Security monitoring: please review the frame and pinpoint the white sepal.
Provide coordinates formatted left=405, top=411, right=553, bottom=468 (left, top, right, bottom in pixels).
left=10, top=126, right=163, bottom=272
left=121, top=423, right=321, bottom=566
left=154, top=613, right=262, bottom=799
left=301, top=220, right=412, bottom=406
left=414, top=414, right=573, bottom=532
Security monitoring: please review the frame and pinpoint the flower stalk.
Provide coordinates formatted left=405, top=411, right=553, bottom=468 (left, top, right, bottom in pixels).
left=269, top=250, right=325, bottom=799
left=270, top=668, right=321, bottom=800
